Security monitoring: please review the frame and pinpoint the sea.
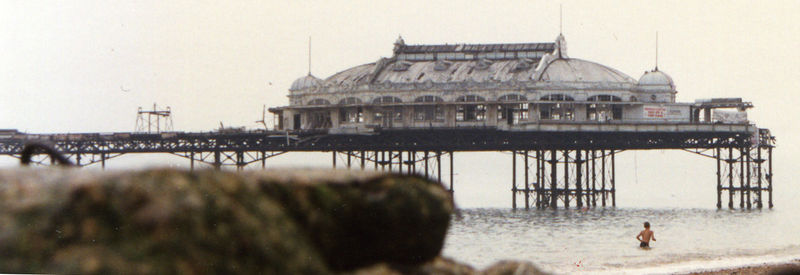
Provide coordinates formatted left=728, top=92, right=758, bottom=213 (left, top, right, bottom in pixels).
left=442, top=207, right=800, bottom=274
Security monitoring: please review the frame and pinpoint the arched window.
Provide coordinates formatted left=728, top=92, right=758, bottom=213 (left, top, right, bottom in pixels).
left=372, top=96, right=402, bottom=104
left=540, top=94, right=574, bottom=101
left=498, top=94, right=527, bottom=101
left=587, top=95, right=622, bottom=102
left=414, top=95, right=444, bottom=103
left=338, top=97, right=362, bottom=105
left=414, top=96, right=444, bottom=121
left=497, top=94, right=529, bottom=124
left=539, top=94, right=574, bottom=121
left=455, top=95, right=486, bottom=121
left=455, top=95, right=486, bottom=102
left=307, top=98, right=331, bottom=105
left=585, top=95, right=623, bottom=121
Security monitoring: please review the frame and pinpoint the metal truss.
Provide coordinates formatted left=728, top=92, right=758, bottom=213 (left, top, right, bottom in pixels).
left=330, top=150, right=454, bottom=193
left=0, top=128, right=774, bottom=209
left=510, top=149, right=619, bottom=210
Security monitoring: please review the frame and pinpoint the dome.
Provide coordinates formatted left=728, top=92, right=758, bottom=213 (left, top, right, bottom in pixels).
left=536, top=58, right=636, bottom=83
left=289, top=74, right=322, bottom=91
left=638, top=69, right=674, bottom=89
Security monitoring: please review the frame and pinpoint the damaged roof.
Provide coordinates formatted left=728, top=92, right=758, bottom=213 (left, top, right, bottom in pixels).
left=293, top=37, right=641, bottom=93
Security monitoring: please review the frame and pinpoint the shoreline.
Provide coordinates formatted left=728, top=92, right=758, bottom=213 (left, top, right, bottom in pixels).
left=677, top=259, right=800, bottom=275
left=527, top=255, right=800, bottom=274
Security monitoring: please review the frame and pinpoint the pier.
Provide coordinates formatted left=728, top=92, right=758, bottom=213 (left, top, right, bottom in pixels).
left=0, top=35, right=777, bottom=209
left=0, top=122, right=774, bottom=209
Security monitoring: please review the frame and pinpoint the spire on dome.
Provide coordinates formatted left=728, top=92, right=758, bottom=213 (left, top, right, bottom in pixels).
left=555, top=33, right=568, bottom=58
left=393, top=35, right=405, bottom=54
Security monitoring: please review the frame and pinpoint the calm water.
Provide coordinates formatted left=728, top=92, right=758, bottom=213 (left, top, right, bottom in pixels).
left=442, top=207, right=800, bottom=274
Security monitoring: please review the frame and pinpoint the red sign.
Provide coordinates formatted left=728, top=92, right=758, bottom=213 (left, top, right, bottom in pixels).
left=643, top=106, right=666, bottom=118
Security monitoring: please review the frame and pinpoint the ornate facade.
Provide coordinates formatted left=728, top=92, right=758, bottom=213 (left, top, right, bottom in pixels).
left=270, top=35, right=728, bottom=133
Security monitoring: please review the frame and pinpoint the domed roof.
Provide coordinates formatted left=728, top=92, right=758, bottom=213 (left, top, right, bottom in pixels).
left=638, top=69, right=674, bottom=88
left=536, top=58, right=636, bottom=83
left=289, top=74, right=322, bottom=91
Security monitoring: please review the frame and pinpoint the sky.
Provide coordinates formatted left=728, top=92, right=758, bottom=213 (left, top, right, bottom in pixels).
left=1, top=0, right=799, bottom=208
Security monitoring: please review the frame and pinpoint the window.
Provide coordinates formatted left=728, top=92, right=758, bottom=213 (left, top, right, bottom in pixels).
left=456, top=105, right=486, bottom=121
left=540, top=94, right=575, bottom=101
left=307, top=98, right=330, bottom=105
left=413, top=96, right=445, bottom=121
left=498, top=94, right=527, bottom=101
left=540, top=103, right=574, bottom=121
left=373, top=106, right=403, bottom=124
left=456, top=95, right=486, bottom=102
left=339, top=108, right=363, bottom=123
left=373, top=96, right=402, bottom=104
left=587, top=95, right=622, bottom=102
left=338, top=97, right=362, bottom=105
left=587, top=103, right=611, bottom=121
left=498, top=104, right=529, bottom=124
left=455, top=95, right=486, bottom=122
left=414, top=105, right=444, bottom=121
left=308, top=111, right=331, bottom=129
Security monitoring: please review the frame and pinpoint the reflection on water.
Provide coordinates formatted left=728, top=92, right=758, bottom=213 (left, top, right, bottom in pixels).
left=442, top=208, right=800, bottom=274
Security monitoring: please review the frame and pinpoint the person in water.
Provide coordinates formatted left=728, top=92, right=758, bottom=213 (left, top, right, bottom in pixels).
left=636, top=221, right=656, bottom=248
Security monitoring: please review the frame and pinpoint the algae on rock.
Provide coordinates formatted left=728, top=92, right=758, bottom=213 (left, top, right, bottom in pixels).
left=0, top=168, right=454, bottom=274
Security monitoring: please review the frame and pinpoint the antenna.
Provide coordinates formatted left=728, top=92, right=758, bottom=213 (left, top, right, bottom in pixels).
left=255, top=104, right=268, bottom=130
left=134, top=103, right=173, bottom=133
left=308, top=36, right=312, bottom=75
left=655, top=31, right=659, bottom=70
left=559, top=4, right=563, bottom=34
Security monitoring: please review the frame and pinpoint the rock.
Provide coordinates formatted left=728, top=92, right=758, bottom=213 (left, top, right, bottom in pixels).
left=350, top=256, right=477, bottom=275
left=257, top=170, right=454, bottom=270
left=0, top=168, right=454, bottom=274
left=349, top=257, right=548, bottom=275
left=482, top=260, right=548, bottom=275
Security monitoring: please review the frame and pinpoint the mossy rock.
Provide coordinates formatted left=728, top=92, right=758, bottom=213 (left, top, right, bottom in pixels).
left=255, top=171, right=454, bottom=270
left=0, top=168, right=454, bottom=274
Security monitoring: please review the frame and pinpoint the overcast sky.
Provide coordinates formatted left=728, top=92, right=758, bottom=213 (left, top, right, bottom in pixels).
left=1, top=0, right=798, bottom=208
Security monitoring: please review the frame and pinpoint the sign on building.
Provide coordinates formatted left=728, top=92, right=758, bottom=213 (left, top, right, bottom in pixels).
left=642, top=105, right=689, bottom=121
left=712, top=110, right=748, bottom=124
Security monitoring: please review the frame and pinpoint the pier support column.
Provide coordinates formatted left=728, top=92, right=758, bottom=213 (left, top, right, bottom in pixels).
left=213, top=151, right=221, bottom=170
left=549, top=150, right=557, bottom=208
left=360, top=151, right=366, bottom=170
left=449, top=151, right=454, bottom=195
left=611, top=151, right=616, bottom=207
left=424, top=151, right=429, bottom=178
left=601, top=150, right=606, bottom=207
left=728, top=147, right=734, bottom=209
left=563, top=150, right=570, bottom=208
left=235, top=151, right=245, bottom=171
left=716, top=147, right=722, bottom=209
left=524, top=150, right=530, bottom=210
left=768, top=147, right=773, bottom=208
left=576, top=151, right=583, bottom=208
left=512, top=151, right=517, bottom=209
left=718, top=144, right=772, bottom=209
left=528, top=149, right=616, bottom=209
left=591, top=150, right=597, bottom=207
left=437, top=151, right=442, bottom=183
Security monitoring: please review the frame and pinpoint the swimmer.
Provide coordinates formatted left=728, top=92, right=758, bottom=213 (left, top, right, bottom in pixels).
left=636, top=221, right=656, bottom=248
